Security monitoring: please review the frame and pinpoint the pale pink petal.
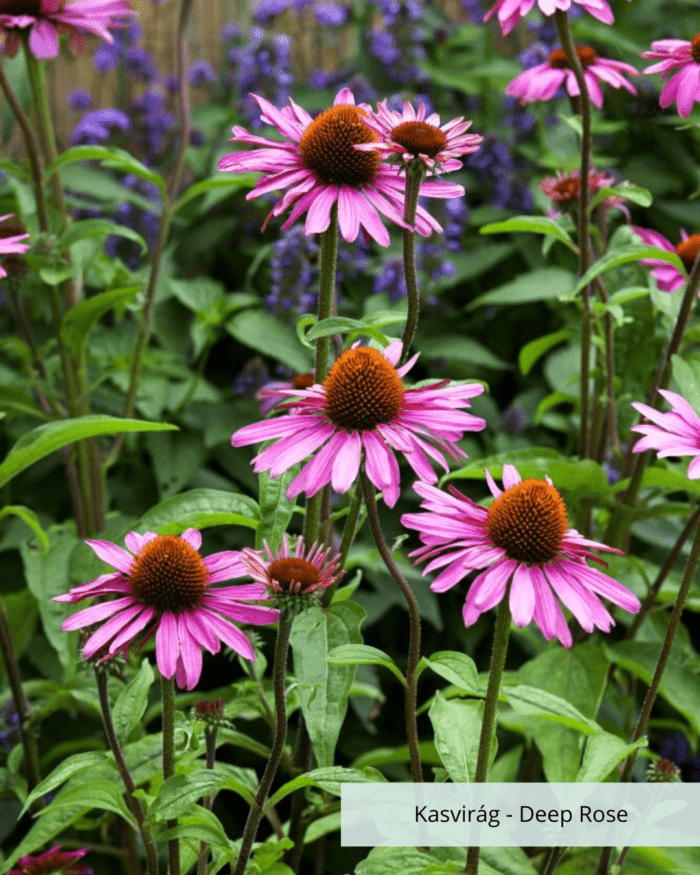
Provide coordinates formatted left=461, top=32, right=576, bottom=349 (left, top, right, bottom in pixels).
left=180, top=529, right=202, bottom=550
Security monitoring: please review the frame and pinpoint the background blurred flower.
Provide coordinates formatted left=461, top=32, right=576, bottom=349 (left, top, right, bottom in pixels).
left=8, top=845, right=93, bottom=875
left=632, top=226, right=699, bottom=292
left=0, top=214, right=30, bottom=278
left=484, top=0, right=614, bottom=37
left=632, top=390, right=700, bottom=480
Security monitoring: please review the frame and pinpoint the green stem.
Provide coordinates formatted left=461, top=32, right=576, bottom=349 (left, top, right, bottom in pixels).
left=161, top=676, right=180, bottom=875
left=0, top=597, right=42, bottom=795
left=399, top=162, right=425, bottom=366
left=232, top=613, right=292, bottom=875
left=196, top=724, right=218, bottom=875
left=554, top=10, right=593, bottom=460
left=106, top=0, right=195, bottom=471
left=360, top=469, right=422, bottom=784
left=303, top=205, right=339, bottom=547
left=322, top=487, right=363, bottom=605
left=96, top=670, right=159, bottom=875
left=464, top=593, right=511, bottom=875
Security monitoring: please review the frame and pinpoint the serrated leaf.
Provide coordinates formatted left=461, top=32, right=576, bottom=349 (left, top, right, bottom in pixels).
left=0, top=416, right=177, bottom=489
left=19, top=752, right=107, bottom=816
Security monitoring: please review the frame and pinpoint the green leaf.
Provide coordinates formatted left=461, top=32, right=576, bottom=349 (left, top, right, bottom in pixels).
left=605, top=642, right=700, bottom=733
left=57, top=219, right=147, bottom=254
left=19, top=752, right=108, bottom=817
left=519, top=329, right=576, bottom=376
left=255, top=466, right=297, bottom=551
left=420, top=336, right=510, bottom=370
left=135, top=489, right=259, bottom=534
left=589, top=182, right=653, bottom=210
left=0, top=803, right=88, bottom=873
left=151, top=770, right=229, bottom=820
left=172, top=173, right=258, bottom=214
left=326, top=644, right=405, bottom=684
left=466, top=268, right=575, bottom=311
left=159, top=806, right=237, bottom=860
left=46, top=145, right=166, bottom=199
left=39, top=779, right=137, bottom=827
left=572, top=245, right=685, bottom=295
left=576, top=732, right=647, bottom=783
left=0, top=415, right=177, bottom=490
left=265, top=766, right=386, bottom=812
left=226, top=309, right=312, bottom=372
left=59, top=285, right=142, bottom=362
left=290, top=601, right=365, bottom=768
left=0, top=505, right=49, bottom=552
left=429, top=691, right=489, bottom=782
left=423, top=651, right=479, bottom=693
left=112, top=660, right=154, bottom=746
left=671, top=355, right=700, bottom=412
left=480, top=216, right=577, bottom=252
left=503, top=685, right=602, bottom=734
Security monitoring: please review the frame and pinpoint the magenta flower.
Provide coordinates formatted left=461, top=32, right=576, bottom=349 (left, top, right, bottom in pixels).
left=241, top=534, right=343, bottom=597
left=642, top=36, right=700, bottom=118
left=256, top=370, right=315, bottom=414
left=231, top=340, right=486, bottom=508
left=633, top=226, right=700, bottom=293
left=484, top=0, right=615, bottom=37
left=506, top=46, right=638, bottom=109
left=0, top=213, right=30, bottom=278
left=53, top=529, right=280, bottom=690
left=218, top=88, right=464, bottom=246
left=401, top=465, right=640, bottom=646
left=631, top=390, right=700, bottom=480
left=357, top=99, right=483, bottom=172
left=0, top=0, right=135, bottom=60
left=8, top=845, right=92, bottom=875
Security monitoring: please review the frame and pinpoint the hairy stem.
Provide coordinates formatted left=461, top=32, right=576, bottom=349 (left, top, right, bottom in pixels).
left=161, top=676, right=180, bottom=875
left=196, top=723, right=219, bottom=875
left=399, top=161, right=425, bottom=366
left=0, top=597, right=41, bottom=795
left=360, top=469, right=422, bottom=783
left=554, top=10, right=593, bottom=460
left=465, top=593, right=511, bottom=875
left=95, top=670, right=159, bottom=875
left=232, top=613, right=292, bottom=875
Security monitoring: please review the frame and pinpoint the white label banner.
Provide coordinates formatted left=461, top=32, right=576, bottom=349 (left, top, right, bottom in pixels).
left=340, top=783, right=700, bottom=847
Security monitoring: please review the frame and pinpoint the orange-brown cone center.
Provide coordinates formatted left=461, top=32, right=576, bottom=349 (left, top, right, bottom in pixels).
left=0, top=0, right=41, bottom=13
left=552, top=176, right=581, bottom=203
left=129, top=535, right=209, bottom=613
left=267, top=557, right=320, bottom=594
left=390, top=120, right=448, bottom=158
left=486, top=479, right=569, bottom=565
left=692, top=34, right=700, bottom=64
left=675, top=234, right=700, bottom=271
left=292, top=372, right=315, bottom=390
left=549, top=46, right=597, bottom=70
left=324, top=347, right=404, bottom=432
left=299, top=104, right=380, bottom=187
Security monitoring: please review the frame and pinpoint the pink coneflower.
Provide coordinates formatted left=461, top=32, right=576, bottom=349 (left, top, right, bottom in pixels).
left=53, top=529, right=280, bottom=690
left=241, top=534, right=343, bottom=598
left=401, top=465, right=640, bottom=646
left=8, top=845, right=92, bottom=875
left=633, top=226, right=700, bottom=293
left=484, top=0, right=616, bottom=37
left=0, top=0, right=135, bottom=60
left=0, top=213, right=30, bottom=278
left=357, top=99, right=483, bottom=172
left=218, top=88, right=464, bottom=246
left=231, top=340, right=486, bottom=508
left=642, top=35, right=700, bottom=118
left=256, top=371, right=315, bottom=414
left=631, top=390, right=700, bottom=480
left=506, top=46, right=638, bottom=108
left=540, top=168, right=629, bottom=218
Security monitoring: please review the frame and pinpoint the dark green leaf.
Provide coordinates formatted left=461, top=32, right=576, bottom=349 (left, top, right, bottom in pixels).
left=112, top=660, right=154, bottom=746
left=59, top=286, right=142, bottom=362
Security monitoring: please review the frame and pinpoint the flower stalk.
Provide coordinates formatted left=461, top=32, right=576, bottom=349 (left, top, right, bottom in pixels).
left=360, top=468, right=422, bottom=784
left=95, top=669, right=159, bottom=875
left=232, top=612, right=293, bottom=875
left=464, top=592, right=511, bottom=875
left=161, top=675, right=180, bottom=875
left=399, top=160, right=425, bottom=366
left=554, top=9, right=593, bottom=460
left=196, top=720, right=219, bottom=875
